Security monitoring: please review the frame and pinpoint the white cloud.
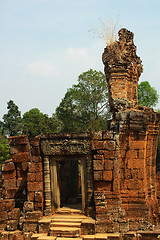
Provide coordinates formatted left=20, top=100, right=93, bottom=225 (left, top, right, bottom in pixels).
left=27, top=61, right=60, bottom=78
left=67, top=47, right=88, bottom=60
left=64, top=40, right=105, bottom=73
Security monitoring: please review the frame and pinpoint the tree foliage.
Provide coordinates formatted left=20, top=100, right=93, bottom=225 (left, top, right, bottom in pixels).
left=22, top=108, right=61, bottom=139
left=138, top=81, right=159, bottom=108
left=0, top=131, right=11, bottom=169
left=2, top=100, right=22, bottom=136
left=56, top=69, right=110, bottom=132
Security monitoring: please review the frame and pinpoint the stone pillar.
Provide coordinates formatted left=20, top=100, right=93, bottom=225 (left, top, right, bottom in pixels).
left=43, top=156, right=52, bottom=215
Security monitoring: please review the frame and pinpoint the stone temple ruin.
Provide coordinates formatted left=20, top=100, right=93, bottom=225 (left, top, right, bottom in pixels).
left=0, top=29, right=160, bottom=239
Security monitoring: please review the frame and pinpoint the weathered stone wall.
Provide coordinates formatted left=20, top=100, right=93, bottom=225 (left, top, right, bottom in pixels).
left=0, top=135, right=43, bottom=233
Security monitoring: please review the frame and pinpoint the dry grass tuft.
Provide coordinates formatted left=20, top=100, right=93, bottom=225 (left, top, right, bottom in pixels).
left=89, top=17, right=119, bottom=46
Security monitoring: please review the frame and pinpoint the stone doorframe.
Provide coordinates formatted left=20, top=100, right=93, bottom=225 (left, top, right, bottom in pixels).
left=40, top=133, right=94, bottom=217
left=50, top=156, right=87, bottom=214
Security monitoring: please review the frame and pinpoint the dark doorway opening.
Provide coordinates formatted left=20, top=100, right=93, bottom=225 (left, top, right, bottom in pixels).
left=50, top=156, right=86, bottom=214
left=58, top=159, right=82, bottom=208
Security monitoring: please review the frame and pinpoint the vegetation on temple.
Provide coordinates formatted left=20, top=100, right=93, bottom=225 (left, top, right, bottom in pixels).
left=0, top=131, right=10, bottom=170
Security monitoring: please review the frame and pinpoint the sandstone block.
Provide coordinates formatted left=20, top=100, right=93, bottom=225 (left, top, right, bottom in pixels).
left=93, top=154, right=104, bottom=160
left=103, top=141, right=116, bottom=151
left=91, top=132, right=102, bottom=140
left=0, top=199, right=6, bottom=212
left=93, top=160, right=104, bottom=171
left=4, top=188, right=18, bottom=199
left=103, top=150, right=116, bottom=159
left=0, top=231, right=9, bottom=239
left=31, top=145, right=41, bottom=156
left=12, top=152, right=31, bottom=163
left=91, top=140, right=104, bottom=150
left=23, top=221, right=38, bottom=232
left=129, top=140, right=145, bottom=150
left=127, top=158, right=144, bottom=169
left=6, top=220, right=18, bottom=231
left=2, top=160, right=15, bottom=172
left=27, top=173, right=36, bottom=182
left=126, top=150, right=138, bottom=159
left=0, top=212, right=8, bottom=221
left=104, top=160, right=113, bottom=170
left=35, top=172, right=43, bottom=182
left=5, top=199, right=15, bottom=211
left=8, top=230, right=24, bottom=240
left=28, top=162, right=42, bottom=173
left=103, top=171, right=113, bottom=181
left=25, top=211, right=42, bottom=220
left=27, top=182, right=43, bottom=192
left=9, top=144, right=30, bottom=155
left=28, top=192, right=35, bottom=202
left=32, top=156, right=42, bottom=163
left=3, top=179, right=16, bottom=189
left=103, top=131, right=114, bottom=140
left=95, top=181, right=112, bottom=191
left=23, top=202, right=34, bottom=212
left=2, top=170, right=16, bottom=180
left=8, top=208, right=21, bottom=220
left=35, top=192, right=43, bottom=203
left=38, top=218, right=51, bottom=233
left=94, top=171, right=103, bottom=181
left=8, top=135, right=29, bottom=146
left=0, top=223, right=7, bottom=231
left=81, top=218, right=95, bottom=235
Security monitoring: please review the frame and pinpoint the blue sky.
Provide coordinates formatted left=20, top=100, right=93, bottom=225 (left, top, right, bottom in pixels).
left=1, top=0, right=160, bottom=119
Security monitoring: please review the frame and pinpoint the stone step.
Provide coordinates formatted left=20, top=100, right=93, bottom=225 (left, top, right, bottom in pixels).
left=56, top=207, right=82, bottom=215
left=52, top=214, right=87, bottom=220
left=56, top=238, right=82, bottom=240
left=82, top=233, right=120, bottom=240
left=51, top=218, right=83, bottom=223
left=37, top=236, right=56, bottom=240
left=49, top=226, right=81, bottom=237
left=31, top=233, right=48, bottom=240
left=50, top=222, right=81, bottom=228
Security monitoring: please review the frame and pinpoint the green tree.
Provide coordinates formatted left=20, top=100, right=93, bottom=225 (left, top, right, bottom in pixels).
left=0, top=131, right=11, bottom=171
left=56, top=69, right=110, bottom=132
left=22, top=108, right=61, bottom=139
left=2, top=100, right=22, bottom=136
left=138, top=81, right=159, bottom=108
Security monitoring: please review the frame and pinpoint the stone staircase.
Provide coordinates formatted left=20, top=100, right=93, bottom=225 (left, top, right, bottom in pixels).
left=49, top=214, right=85, bottom=237
left=30, top=206, right=95, bottom=240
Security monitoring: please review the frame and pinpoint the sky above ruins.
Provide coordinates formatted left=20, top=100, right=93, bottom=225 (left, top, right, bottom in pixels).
left=1, top=0, right=160, bottom=119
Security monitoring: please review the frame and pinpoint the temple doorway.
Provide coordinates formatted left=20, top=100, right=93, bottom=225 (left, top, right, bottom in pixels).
left=50, top=156, right=86, bottom=214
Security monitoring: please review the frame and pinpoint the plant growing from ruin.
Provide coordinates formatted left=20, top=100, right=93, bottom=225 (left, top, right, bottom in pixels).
left=0, top=131, right=10, bottom=172
left=89, top=17, right=119, bottom=46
